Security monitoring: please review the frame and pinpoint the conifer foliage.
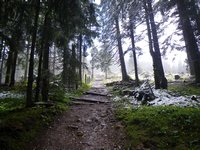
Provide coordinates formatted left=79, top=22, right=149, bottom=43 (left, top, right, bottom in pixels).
left=0, top=0, right=98, bottom=106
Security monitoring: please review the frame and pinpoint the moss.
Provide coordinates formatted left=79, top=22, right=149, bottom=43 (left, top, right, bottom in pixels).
left=0, top=83, right=90, bottom=150
left=168, top=84, right=200, bottom=96
left=116, top=106, right=200, bottom=150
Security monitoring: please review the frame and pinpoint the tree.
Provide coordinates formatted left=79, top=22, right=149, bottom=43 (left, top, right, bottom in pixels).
left=90, top=46, right=98, bottom=79
left=26, top=0, right=40, bottom=107
left=100, top=0, right=130, bottom=81
left=129, top=13, right=139, bottom=86
left=96, top=42, right=113, bottom=79
left=143, top=0, right=168, bottom=89
left=176, top=0, right=200, bottom=83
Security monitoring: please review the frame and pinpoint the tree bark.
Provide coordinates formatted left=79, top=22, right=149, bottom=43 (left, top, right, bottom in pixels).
left=129, top=17, right=139, bottom=86
left=5, top=47, right=13, bottom=85
left=78, top=34, right=82, bottom=85
left=9, top=45, right=18, bottom=87
left=176, top=0, right=200, bottom=83
left=0, top=41, right=6, bottom=84
left=0, top=38, right=3, bottom=60
left=71, top=44, right=77, bottom=89
left=62, top=46, right=69, bottom=85
left=24, top=38, right=30, bottom=81
left=115, top=17, right=129, bottom=81
left=52, top=44, right=56, bottom=75
left=26, top=0, right=40, bottom=107
left=41, top=12, right=51, bottom=102
left=143, top=0, right=160, bottom=89
left=188, top=0, right=200, bottom=36
left=35, top=44, right=43, bottom=102
left=144, top=0, right=167, bottom=89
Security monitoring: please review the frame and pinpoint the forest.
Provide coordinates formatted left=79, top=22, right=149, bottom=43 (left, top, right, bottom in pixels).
left=0, top=0, right=200, bottom=149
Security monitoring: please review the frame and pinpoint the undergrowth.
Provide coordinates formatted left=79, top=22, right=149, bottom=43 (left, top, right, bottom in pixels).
left=0, top=83, right=90, bottom=150
left=109, top=82, right=200, bottom=149
left=116, top=106, right=200, bottom=150
left=169, top=84, right=200, bottom=96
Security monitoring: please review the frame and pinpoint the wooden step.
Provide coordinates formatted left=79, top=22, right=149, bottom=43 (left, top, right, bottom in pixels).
left=70, top=97, right=109, bottom=103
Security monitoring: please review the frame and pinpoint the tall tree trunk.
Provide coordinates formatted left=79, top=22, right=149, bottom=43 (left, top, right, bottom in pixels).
left=0, top=42, right=6, bottom=84
left=91, top=65, right=94, bottom=79
left=0, top=38, right=3, bottom=60
left=144, top=0, right=168, bottom=89
left=105, top=68, right=108, bottom=79
left=62, top=46, right=69, bottom=85
left=41, top=12, right=51, bottom=102
left=5, top=47, right=13, bottom=85
left=9, top=0, right=25, bottom=87
left=71, top=44, right=77, bottom=89
left=187, top=52, right=195, bottom=75
left=35, top=45, right=43, bottom=102
left=52, top=44, right=56, bottom=75
left=144, top=0, right=160, bottom=89
left=129, top=16, right=139, bottom=86
left=188, top=0, right=200, bottom=36
left=176, top=0, right=200, bottom=83
left=9, top=46, right=18, bottom=87
left=115, top=17, right=129, bottom=81
left=78, top=34, right=82, bottom=85
left=24, top=38, right=30, bottom=81
left=26, top=0, right=40, bottom=107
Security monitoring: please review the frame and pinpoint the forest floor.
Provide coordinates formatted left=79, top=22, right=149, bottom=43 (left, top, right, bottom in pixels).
left=29, top=79, right=127, bottom=150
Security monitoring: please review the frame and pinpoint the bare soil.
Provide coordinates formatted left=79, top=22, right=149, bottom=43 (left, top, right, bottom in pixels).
left=29, top=80, right=127, bottom=150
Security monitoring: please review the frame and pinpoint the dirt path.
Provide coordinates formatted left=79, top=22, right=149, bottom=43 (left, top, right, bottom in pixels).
left=30, top=80, right=127, bottom=150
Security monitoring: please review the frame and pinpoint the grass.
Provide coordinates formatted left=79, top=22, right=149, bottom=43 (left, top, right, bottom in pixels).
left=108, top=81, right=200, bottom=149
left=168, top=84, right=200, bottom=96
left=116, top=106, right=200, bottom=150
left=0, top=83, right=90, bottom=150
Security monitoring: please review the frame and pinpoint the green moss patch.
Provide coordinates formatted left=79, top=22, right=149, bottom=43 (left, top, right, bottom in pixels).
left=0, top=83, right=90, bottom=150
left=116, top=106, right=200, bottom=149
left=169, top=84, right=200, bottom=96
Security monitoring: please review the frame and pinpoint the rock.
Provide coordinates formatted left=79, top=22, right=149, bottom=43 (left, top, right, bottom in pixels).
left=191, top=95, right=198, bottom=101
left=76, top=131, right=84, bottom=137
left=175, top=75, right=180, bottom=80
left=67, top=125, right=78, bottom=130
left=135, top=91, right=145, bottom=101
left=133, top=80, right=155, bottom=104
left=86, top=119, right=92, bottom=123
left=122, top=89, right=134, bottom=96
left=114, top=124, right=123, bottom=129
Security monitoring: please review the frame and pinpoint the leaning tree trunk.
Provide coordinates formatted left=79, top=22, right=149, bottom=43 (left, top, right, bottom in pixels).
left=129, top=16, right=139, bottom=86
left=188, top=0, right=200, bottom=36
left=26, top=0, right=40, bottom=107
left=115, top=17, right=129, bottom=81
left=144, top=0, right=168, bottom=89
left=176, top=0, right=200, bottom=83
left=144, top=1, right=160, bottom=89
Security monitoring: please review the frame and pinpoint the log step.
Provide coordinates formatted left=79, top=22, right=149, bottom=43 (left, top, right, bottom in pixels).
left=70, top=97, right=109, bottom=103
left=84, top=91, right=108, bottom=96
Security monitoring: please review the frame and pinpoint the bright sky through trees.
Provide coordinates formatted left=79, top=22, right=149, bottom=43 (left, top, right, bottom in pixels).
left=91, top=0, right=187, bottom=76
